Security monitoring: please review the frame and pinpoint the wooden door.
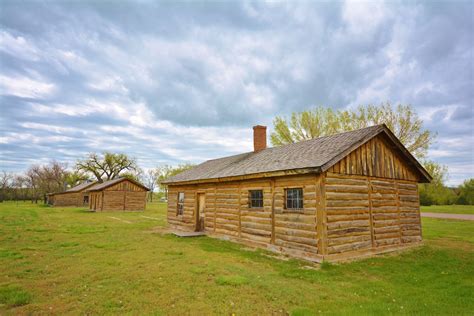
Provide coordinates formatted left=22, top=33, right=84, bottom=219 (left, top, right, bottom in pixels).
left=196, top=193, right=205, bottom=232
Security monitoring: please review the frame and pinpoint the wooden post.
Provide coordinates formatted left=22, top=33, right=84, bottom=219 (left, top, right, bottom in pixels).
left=396, top=180, right=402, bottom=243
left=316, top=173, right=327, bottom=255
left=214, top=187, right=217, bottom=233
left=271, top=178, right=275, bottom=244
left=367, top=177, right=375, bottom=248
left=123, top=191, right=126, bottom=211
left=238, top=183, right=242, bottom=238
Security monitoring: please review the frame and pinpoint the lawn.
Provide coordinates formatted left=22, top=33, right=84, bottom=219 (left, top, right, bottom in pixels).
left=421, top=205, right=474, bottom=215
left=1, top=202, right=473, bottom=315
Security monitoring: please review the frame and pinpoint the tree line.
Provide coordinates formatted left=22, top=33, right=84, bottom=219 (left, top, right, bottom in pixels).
left=0, top=154, right=194, bottom=203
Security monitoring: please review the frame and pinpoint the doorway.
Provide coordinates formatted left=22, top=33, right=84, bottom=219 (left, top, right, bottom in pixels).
left=196, top=193, right=205, bottom=232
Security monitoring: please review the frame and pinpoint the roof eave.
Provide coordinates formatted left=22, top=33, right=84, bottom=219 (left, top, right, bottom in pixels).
left=163, top=167, right=322, bottom=186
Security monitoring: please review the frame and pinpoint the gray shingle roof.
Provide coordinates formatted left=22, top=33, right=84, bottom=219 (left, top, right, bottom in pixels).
left=163, top=124, right=431, bottom=184
left=65, top=181, right=96, bottom=192
left=86, top=177, right=149, bottom=192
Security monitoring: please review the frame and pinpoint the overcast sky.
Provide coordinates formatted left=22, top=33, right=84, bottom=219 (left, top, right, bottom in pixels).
left=0, top=0, right=472, bottom=185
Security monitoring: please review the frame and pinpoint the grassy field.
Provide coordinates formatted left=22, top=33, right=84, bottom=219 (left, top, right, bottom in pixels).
left=421, top=205, right=474, bottom=215
left=1, top=202, right=473, bottom=315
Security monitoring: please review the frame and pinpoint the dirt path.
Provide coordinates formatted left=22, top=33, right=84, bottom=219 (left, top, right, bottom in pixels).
left=421, top=212, right=474, bottom=221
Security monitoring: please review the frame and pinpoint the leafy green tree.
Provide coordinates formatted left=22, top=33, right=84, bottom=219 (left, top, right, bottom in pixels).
left=271, top=103, right=434, bottom=160
left=65, top=171, right=90, bottom=188
left=418, top=161, right=456, bottom=205
left=156, top=164, right=195, bottom=198
left=456, top=179, right=474, bottom=205
left=76, top=152, right=139, bottom=182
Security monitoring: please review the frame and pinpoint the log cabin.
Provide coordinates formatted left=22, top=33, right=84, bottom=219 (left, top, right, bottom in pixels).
left=163, top=124, right=431, bottom=262
left=86, top=177, right=149, bottom=211
left=47, top=181, right=96, bottom=207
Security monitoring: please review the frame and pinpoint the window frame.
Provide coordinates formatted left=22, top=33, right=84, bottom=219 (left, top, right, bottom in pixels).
left=284, top=188, right=304, bottom=211
left=177, top=192, right=185, bottom=216
left=248, top=189, right=264, bottom=209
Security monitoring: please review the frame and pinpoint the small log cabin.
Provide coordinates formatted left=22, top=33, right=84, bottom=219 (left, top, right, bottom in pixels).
left=47, top=181, right=96, bottom=207
left=163, top=124, right=431, bottom=262
left=86, top=177, right=149, bottom=211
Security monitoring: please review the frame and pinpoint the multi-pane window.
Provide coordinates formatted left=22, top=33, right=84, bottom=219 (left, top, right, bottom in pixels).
left=249, top=190, right=263, bottom=208
left=285, top=188, right=303, bottom=210
left=177, top=192, right=184, bottom=215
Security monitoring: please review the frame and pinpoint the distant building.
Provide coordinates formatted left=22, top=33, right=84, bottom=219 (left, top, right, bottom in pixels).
left=47, top=181, right=96, bottom=207
left=86, top=178, right=149, bottom=211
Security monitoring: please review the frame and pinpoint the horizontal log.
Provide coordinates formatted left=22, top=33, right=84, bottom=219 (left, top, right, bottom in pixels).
left=325, top=185, right=368, bottom=193
left=274, top=221, right=315, bottom=231
left=327, top=240, right=371, bottom=254
left=374, top=232, right=400, bottom=240
left=327, top=214, right=370, bottom=223
left=275, top=239, right=318, bottom=254
left=373, top=219, right=399, bottom=227
left=402, top=236, right=422, bottom=243
left=326, top=200, right=369, bottom=207
left=326, top=192, right=369, bottom=200
left=328, top=234, right=371, bottom=247
left=275, top=227, right=316, bottom=239
left=240, top=232, right=271, bottom=243
left=373, top=226, right=399, bottom=234
left=375, top=238, right=400, bottom=246
left=275, top=233, right=317, bottom=247
left=327, top=227, right=370, bottom=237
left=327, top=220, right=370, bottom=230
left=241, top=226, right=271, bottom=237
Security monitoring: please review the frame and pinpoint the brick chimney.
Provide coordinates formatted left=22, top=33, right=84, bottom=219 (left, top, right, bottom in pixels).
left=253, top=125, right=267, bottom=152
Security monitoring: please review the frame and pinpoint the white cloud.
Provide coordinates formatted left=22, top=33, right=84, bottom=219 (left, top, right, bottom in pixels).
left=0, top=31, right=39, bottom=61
left=0, top=74, right=56, bottom=98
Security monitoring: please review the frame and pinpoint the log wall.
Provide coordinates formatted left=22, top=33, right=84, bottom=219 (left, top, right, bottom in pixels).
left=52, top=192, right=87, bottom=207
left=324, top=172, right=421, bottom=257
left=88, top=180, right=147, bottom=211
left=168, top=175, right=321, bottom=259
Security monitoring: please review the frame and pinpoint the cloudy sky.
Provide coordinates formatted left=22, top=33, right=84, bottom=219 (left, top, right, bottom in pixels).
left=0, top=0, right=472, bottom=185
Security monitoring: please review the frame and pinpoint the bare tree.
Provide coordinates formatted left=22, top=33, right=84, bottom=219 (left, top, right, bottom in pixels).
left=144, top=168, right=160, bottom=202
left=0, top=171, right=13, bottom=202
left=25, top=162, right=69, bottom=203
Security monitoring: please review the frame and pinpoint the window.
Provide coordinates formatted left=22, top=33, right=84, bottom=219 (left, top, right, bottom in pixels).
left=177, top=192, right=184, bottom=215
left=249, top=190, right=263, bottom=208
left=285, top=188, right=303, bottom=210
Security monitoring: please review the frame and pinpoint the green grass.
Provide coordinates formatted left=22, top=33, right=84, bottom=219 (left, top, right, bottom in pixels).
left=0, top=201, right=473, bottom=314
left=0, top=285, right=32, bottom=307
left=421, top=204, right=474, bottom=215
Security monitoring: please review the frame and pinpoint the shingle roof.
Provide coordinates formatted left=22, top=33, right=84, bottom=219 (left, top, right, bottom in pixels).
left=86, top=177, right=149, bottom=192
left=65, top=181, right=96, bottom=192
left=163, top=124, right=431, bottom=184
left=48, top=181, right=96, bottom=195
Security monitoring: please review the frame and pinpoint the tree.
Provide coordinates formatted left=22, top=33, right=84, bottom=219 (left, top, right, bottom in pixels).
left=120, top=167, right=144, bottom=183
left=0, top=171, right=13, bottom=202
left=270, top=103, right=434, bottom=160
left=156, top=164, right=195, bottom=199
left=144, top=168, right=160, bottom=202
left=418, top=161, right=456, bottom=205
left=65, top=171, right=90, bottom=188
left=25, top=162, right=69, bottom=203
left=457, top=179, right=474, bottom=205
left=76, top=152, right=139, bottom=182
